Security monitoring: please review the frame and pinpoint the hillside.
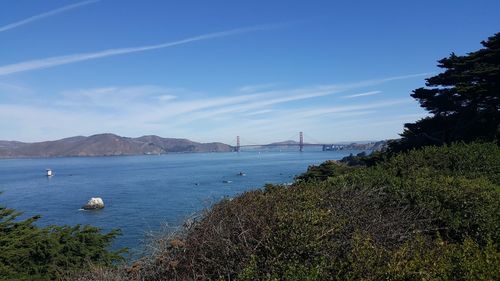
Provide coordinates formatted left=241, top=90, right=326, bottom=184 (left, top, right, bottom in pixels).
left=266, top=140, right=388, bottom=151
left=337, top=140, right=387, bottom=151
left=267, top=140, right=301, bottom=146
left=0, top=134, right=233, bottom=158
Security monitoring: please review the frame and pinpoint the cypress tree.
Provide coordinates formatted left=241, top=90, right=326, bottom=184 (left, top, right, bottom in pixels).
left=390, top=33, right=500, bottom=152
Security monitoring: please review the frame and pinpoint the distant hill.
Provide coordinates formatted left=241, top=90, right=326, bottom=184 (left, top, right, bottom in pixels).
left=336, top=140, right=388, bottom=151
left=265, top=140, right=387, bottom=151
left=0, top=134, right=233, bottom=158
left=267, top=140, right=302, bottom=146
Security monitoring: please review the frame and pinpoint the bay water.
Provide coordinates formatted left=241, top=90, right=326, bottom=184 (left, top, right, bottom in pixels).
left=0, top=150, right=364, bottom=253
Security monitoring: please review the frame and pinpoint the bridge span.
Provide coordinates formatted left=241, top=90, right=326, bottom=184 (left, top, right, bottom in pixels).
left=234, top=132, right=346, bottom=152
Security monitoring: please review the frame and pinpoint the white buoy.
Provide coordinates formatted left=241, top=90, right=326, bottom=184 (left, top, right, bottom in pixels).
left=46, top=169, right=53, bottom=177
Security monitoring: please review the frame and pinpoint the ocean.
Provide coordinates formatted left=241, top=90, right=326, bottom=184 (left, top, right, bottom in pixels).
left=0, top=149, right=364, bottom=253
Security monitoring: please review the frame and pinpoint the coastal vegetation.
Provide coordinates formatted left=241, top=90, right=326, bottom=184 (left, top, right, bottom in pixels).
left=0, top=33, right=498, bottom=280
left=69, top=33, right=499, bottom=280
left=0, top=203, right=124, bottom=281
left=70, top=142, right=498, bottom=281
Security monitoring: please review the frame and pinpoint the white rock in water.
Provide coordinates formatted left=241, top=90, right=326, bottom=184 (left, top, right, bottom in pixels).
left=83, top=197, right=104, bottom=210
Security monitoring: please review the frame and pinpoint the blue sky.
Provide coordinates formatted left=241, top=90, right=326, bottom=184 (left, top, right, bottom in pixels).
left=0, top=0, right=499, bottom=144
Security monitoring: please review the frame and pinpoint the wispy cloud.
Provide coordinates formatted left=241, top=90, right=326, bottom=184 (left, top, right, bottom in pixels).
left=0, top=23, right=284, bottom=76
left=0, top=0, right=99, bottom=33
left=245, top=109, right=274, bottom=116
left=161, top=86, right=345, bottom=126
left=289, top=99, right=411, bottom=119
left=342, top=90, right=381, bottom=98
left=57, top=85, right=179, bottom=108
left=238, top=83, right=280, bottom=93
left=0, top=81, right=31, bottom=94
left=334, top=73, right=432, bottom=90
left=0, top=73, right=426, bottom=142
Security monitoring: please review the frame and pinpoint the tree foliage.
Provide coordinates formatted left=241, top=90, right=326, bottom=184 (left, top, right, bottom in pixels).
left=390, top=33, right=500, bottom=152
left=0, top=204, right=124, bottom=281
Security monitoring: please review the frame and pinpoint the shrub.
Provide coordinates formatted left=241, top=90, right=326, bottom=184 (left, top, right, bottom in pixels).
left=295, top=160, right=355, bottom=182
left=71, top=142, right=500, bottom=280
left=0, top=204, right=124, bottom=281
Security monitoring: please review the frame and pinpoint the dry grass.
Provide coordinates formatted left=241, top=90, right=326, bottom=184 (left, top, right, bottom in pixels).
left=65, top=265, right=126, bottom=281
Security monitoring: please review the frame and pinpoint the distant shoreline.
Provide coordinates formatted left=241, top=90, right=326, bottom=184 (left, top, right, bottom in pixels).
left=0, top=133, right=234, bottom=158
left=0, top=133, right=387, bottom=159
left=0, top=150, right=235, bottom=160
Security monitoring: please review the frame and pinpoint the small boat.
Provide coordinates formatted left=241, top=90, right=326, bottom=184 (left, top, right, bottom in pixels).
left=222, top=180, right=232, bottom=183
left=46, top=169, right=53, bottom=177
left=237, top=172, right=246, bottom=176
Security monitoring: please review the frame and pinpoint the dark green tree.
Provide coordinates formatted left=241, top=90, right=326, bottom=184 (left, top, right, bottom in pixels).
left=0, top=202, right=125, bottom=281
left=390, top=33, right=500, bottom=152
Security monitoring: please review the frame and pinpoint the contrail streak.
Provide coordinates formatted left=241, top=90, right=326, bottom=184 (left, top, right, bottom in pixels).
left=0, top=24, right=282, bottom=76
left=0, top=0, right=99, bottom=33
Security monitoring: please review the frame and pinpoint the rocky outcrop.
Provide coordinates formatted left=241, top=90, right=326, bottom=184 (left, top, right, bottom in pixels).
left=83, top=197, right=105, bottom=210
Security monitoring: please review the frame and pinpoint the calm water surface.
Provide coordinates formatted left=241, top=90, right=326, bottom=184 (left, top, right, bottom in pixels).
left=0, top=150, right=364, bottom=252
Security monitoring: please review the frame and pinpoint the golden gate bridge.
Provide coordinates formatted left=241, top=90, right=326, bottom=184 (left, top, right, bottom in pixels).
left=234, top=132, right=346, bottom=152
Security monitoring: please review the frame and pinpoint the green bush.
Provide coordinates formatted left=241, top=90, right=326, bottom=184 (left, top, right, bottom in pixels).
left=380, top=142, right=500, bottom=184
left=115, top=142, right=499, bottom=281
left=65, top=142, right=499, bottom=280
left=339, top=150, right=388, bottom=167
left=295, top=160, right=355, bottom=181
left=0, top=205, right=124, bottom=281
left=342, top=142, right=500, bottom=244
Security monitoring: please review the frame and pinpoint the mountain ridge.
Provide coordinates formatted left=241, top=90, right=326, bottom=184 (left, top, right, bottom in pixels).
left=0, top=133, right=234, bottom=158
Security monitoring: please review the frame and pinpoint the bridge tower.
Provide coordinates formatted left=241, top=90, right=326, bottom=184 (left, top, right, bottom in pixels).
left=299, top=131, right=304, bottom=152
left=236, top=136, right=240, bottom=152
